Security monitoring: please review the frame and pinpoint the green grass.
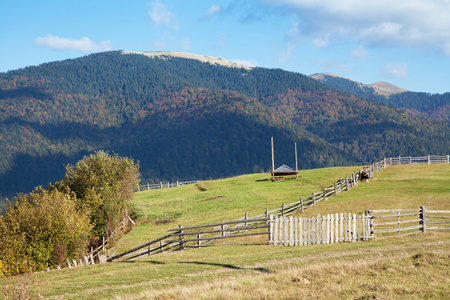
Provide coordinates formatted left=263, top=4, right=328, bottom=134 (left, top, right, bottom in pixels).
left=1, top=164, right=449, bottom=299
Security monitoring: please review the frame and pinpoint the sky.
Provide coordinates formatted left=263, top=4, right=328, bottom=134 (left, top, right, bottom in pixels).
left=1, top=0, right=450, bottom=94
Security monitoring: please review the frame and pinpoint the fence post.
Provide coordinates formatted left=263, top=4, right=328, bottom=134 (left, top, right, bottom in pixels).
left=383, top=157, right=386, bottom=169
left=397, top=211, right=400, bottom=235
left=300, top=197, right=304, bottom=212
left=421, top=206, right=427, bottom=233
left=179, top=224, right=184, bottom=250
left=312, top=193, right=316, bottom=206
left=137, top=184, right=140, bottom=192
left=447, top=155, right=449, bottom=163
left=409, top=156, right=411, bottom=164
left=273, top=216, right=278, bottom=245
left=399, top=155, right=401, bottom=164
left=197, top=234, right=201, bottom=247
left=160, top=182, right=163, bottom=189
left=245, top=212, right=248, bottom=229
left=323, top=188, right=326, bottom=200
left=148, top=244, right=152, bottom=255
left=334, top=182, right=337, bottom=196
left=289, top=216, right=294, bottom=246
left=221, top=221, right=225, bottom=237
left=427, top=155, right=430, bottom=164
left=340, top=176, right=343, bottom=192
left=282, top=202, right=285, bottom=217
left=147, top=183, right=150, bottom=190
left=345, top=177, right=349, bottom=191
left=269, top=215, right=273, bottom=244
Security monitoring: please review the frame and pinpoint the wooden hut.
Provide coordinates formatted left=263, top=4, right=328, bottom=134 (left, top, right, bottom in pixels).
left=271, top=137, right=299, bottom=181
left=271, top=164, right=298, bottom=181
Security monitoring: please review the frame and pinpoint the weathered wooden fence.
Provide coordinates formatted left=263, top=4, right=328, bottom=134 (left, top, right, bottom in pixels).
left=107, top=154, right=449, bottom=261
left=137, top=180, right=198, bottom=192
left=269, top=213, right=370, bottom=246
left=368, top=207, right=450, bottom=236
left=59, top=214, right=134, bottom=270
left=107, top=215, right=270, bottom=262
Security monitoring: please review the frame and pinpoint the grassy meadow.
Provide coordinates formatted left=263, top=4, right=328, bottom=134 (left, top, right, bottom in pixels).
left=1, top=164, right=449, bottom=299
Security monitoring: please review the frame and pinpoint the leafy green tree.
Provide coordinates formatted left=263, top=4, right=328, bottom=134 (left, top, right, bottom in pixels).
left=62, top=151, right=140, bottom=238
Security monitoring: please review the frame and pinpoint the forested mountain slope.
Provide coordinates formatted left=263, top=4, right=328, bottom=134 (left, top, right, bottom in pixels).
left=311, top=73, right=450, bottom=120
left=0, top=51, right=448, bottom=200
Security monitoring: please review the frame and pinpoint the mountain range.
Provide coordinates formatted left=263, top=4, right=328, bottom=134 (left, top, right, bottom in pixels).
left=0, top=51, right=448, bottom=200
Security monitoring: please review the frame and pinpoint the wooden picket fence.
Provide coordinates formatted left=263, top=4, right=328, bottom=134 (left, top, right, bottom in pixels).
left=269, top=213, right=370, bottom=246
left=107, top=154, right=449, bottom=262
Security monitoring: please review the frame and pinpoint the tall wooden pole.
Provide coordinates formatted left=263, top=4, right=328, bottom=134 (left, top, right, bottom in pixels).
left=295, top=142, right=298, bottom=179
left=271, top=137, right=275, bottom=181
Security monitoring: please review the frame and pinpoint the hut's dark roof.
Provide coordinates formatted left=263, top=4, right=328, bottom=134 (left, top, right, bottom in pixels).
left=272, top=165, right=298, bottom=176
left=273, top=164, right=296, bottom=173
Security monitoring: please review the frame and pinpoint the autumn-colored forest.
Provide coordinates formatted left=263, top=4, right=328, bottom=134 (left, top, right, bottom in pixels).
left=0, top=51, right=448, bottom=200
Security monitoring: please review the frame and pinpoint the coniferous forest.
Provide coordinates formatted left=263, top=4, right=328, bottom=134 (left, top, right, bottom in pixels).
left=0, top=51, right=449, bottom=200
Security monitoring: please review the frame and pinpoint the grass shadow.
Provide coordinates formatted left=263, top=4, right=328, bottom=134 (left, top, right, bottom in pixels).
left=180, top=261, right=276, bottom=273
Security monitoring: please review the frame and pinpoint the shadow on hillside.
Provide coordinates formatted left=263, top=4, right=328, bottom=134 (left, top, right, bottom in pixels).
left=121, top=260, right=165, bottom=265
left=180, top=261, right=276, bottom=273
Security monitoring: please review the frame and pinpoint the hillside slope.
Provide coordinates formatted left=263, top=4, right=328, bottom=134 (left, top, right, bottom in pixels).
left=1, top=164, right=449, bottom=299
left=0, top=51, right=449, bottom=199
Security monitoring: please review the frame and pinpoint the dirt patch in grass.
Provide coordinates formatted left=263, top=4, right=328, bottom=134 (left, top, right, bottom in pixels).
left=154, top=215, right=178, bottom=225
left=202, top=196, right=226, bottom=202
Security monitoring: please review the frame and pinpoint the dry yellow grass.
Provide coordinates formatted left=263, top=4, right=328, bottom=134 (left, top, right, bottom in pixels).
left=112, top=234, right=449, bottom=300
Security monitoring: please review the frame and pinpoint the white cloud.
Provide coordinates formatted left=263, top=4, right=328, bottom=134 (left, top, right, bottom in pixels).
left=232, top=59, right=258, bottom=68
left=350, top=45, right=368, bottom=59
left=34, top=35, right=112, bottom=52
left=276, top=44, right=295, bottom=64
left=382, top=63, right=409, bottom=78
left=202, top=5, right=223, bottom=20
left=263, top=0, right=450, bottom=55
left=312, top=34, right=330, bottom=49
left=148, top=0, right=178, bottom=30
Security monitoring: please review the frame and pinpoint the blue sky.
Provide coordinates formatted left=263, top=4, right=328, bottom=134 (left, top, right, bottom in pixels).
left=2, top=0, right=449, bottom=93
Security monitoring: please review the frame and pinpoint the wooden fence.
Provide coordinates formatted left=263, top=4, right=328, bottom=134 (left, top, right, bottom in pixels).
left=107, top=154, right=449, bottom=261
left=137, top=180, right=198, bottom=192
left=59, top=215, right=134, bottom=269
left=368, top=207, right=450, bottom=236
left=107, top=215, right=270, bottom=262
left=269, top=213, right=370, bottom=246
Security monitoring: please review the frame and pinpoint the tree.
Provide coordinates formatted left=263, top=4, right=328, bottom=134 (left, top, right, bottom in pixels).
left=62, top=151, right=140, bottom=238
left=0, top=188, right=91, bottom=275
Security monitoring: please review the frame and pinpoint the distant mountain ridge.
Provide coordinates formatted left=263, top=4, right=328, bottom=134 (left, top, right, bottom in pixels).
left=310, top=73, right=407, bottom=97
left=0, top=51, right=448, bottom=200
left=310, top=72, right=449, bottom=120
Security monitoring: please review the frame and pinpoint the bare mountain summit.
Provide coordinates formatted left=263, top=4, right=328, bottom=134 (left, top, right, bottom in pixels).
left=369, top=81, right=409, bottom=96
left=121, top=51, right=252, bottom=70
